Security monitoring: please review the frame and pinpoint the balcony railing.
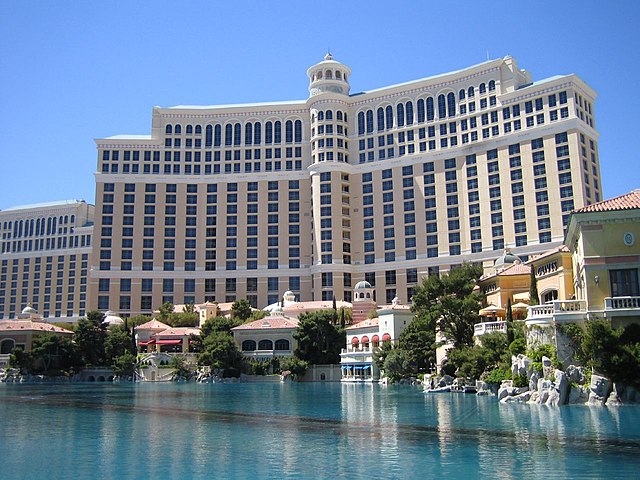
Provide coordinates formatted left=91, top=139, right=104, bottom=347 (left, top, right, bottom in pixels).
left=474, top=321, right=507, bottom=336
left=526, top=300, right=588, bottom=325
left=605, top=296, right=640, bottom=310
left=341, top=344, right=377, bottom=355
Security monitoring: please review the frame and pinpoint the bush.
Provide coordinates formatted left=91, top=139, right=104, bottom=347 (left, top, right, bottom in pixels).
left=512, top=373, right=528, bottom=388
left=484, top=367, right=510, bottom=385
left=508, top=337, right=526, bottom=356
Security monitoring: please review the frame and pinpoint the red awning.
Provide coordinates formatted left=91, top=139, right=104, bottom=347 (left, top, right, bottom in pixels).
left=155, top=339, right=182, bottom=345
left=372, top=335, right=380, bottom=343
left=361, top=336, right=369, bottom=343
left=382, top=333, right=391, bottom=341
left=138, top=339, right=156, bottom=346
left=351, top=337, right=359, bottom=344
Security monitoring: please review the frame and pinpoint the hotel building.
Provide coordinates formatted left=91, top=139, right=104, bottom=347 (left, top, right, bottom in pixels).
left=89, top=55, right=601, bottom=316
left=0, top=200, right=94, bottom=321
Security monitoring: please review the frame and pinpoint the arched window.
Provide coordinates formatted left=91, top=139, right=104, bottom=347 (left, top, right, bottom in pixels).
left=488, top=80, right=496, bottom=92
left=382, top=333, right=391, bottom=342
left=366, top=110, right=374, bottom=133
left=397, top=103, right=405, bottom=127
left=385, top=106, right=394, bottom=129
left=242, top=340, right=256, bottom=351
left=274, top=121, right=282, bottom=143
left=225, top=124, right=233, bottom=146
left=318, top=111, right=324, bottom=121
left=266, top=121, right=273, bottom=144
left=245, top=123, right=253, bottom=145
left=195, top=125, right=202, bottom=135
left=325, top=70, right=332, bottom=79
left=437, top=94, right=447, bottom=119
left=174, top=124, right=182, bottom=135
left=406, top=101, right=414, bottom=125
left=36, top=218, right=41, bottom=236
left=294, top=120, right=302, bottom=143
left=447, top=92, right=456, bottom=117
left=377, top=107, right=385, bottom=131
left=459, top=89, right=466, bottom=100
left=335, top=70, right=342, bottom=79
left=479, top=83, right=486, bottom=94
left=214, top=125, right=222, bottom=147
left=417, top=99, right=425, bottom=123
left=317, top=70, right=323, bottom=79
left=70, top=215, right=75, bottom=224
left=274, top=339, right=290, bottom=351
left=336, top=111, right=343, bottom=121
left=468, top=86, right=475, bottom=98
left=165, top=124, right=172, bottom=135
left=254, top=122, right=262, bottom=144
left=47, top=217, right=52, bottom=235
left=51, top=217, right=57, bottom=235
left=186, top=125, right=193, bottom=134
left=543, top=290, right=558, bottom=303
left=233, top=123, right=241, bottom=145
left=285, top=120, right=293, bottom=143
left=258, top=339, right=273, bottom=350
left=325, top=110, right=333, bottom=120
left=357, top=111, right=365, bottom=135
left=426, top=97, right=435, bottom=121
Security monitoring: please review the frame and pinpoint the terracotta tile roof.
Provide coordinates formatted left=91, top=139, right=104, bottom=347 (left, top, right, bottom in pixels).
left=135, top=319, right=171, bottom=331
left=155, top=327, right=200, bottom=338
left=0, top=320, right=73, bottom=334
left=232, top=315, right=299, bottom=331
left=498, top=262, right=531, bottom=276
left=346, top=317, right=379, bottom=330
left=282, top=300, right=351, bottom=312
left=574, top=189, right=640, bottom=213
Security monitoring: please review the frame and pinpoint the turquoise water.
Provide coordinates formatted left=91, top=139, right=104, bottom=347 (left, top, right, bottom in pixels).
left=1, top=383, right=640, bottom=479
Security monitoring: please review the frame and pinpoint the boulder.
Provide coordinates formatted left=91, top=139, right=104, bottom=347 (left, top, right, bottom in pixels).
left=528, top=372, right=540, bottom=392
left=565, top=365, right=586, bottom=385
left=587, top=374, right=610, bottom=406
left=528, top=390, right=540, bottom=404
left=511, top=354, right=532, bottom=377
left=545, top=389, right=561, bottom=406
left=501, top=391, right=531, bottom=403
left=554, top=370, right=570, bottom=405
left=568, top=385, right=589, bottom=404
left=439, top=375, right=454, bottom=387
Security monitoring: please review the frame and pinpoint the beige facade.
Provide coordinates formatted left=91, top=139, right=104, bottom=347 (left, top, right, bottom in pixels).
left=0, top=200, right=94, bottom=322
left=89, top=55, right=601, bottom=316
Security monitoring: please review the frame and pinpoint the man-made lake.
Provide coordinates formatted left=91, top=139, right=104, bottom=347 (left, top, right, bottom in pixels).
left=1, top=382, right=639, bottom=479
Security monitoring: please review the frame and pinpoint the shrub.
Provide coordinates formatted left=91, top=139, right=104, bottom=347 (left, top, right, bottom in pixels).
left=512, top=373, right=528, bottom=388
left=484, top=367, right=509, bottom=385
left=508, top=337, right=526, bottom=356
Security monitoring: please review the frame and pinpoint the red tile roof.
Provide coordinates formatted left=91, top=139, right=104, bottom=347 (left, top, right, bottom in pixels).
left=498, top=262, right=531, bottom=276
left=155, top=327, right=200, bottom=338
left=232, top=315, right=299, bottom=331
left=574, top=189, right=640, bottom=213
left=0, top=320, right=73, bottom=334
left=346, top=317, right=380, bottom=330
left=135, top=319, right=171, bottom=331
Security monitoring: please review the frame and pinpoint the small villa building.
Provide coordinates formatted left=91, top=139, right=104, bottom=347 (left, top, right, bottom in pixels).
left=231, top=307, right=299, bottom=361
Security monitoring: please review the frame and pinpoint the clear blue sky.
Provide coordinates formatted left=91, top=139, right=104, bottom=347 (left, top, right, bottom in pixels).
left=1, top=1, right=638, bottom=209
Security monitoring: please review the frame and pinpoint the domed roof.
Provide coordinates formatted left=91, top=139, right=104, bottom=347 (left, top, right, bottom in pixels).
left=22, top=306, right=37, bottom=315
left=103, top=310, right=124, bottom=326
left=283, top=290, right=294, bottom=297
left=493, top=249, right=522, bottom=269
left=354, top=280, right=372, bottom=290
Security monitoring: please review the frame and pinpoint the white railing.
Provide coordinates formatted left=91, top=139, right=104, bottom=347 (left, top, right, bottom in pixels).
left=474, top=321, right=507, bottom=336
left=605, top=296, right=640, bottom=310
left=341, top=344, right=376, bottom=355
left=528, top=300, right=587, bottom=318
left=0, top=353, right=10, bottom=368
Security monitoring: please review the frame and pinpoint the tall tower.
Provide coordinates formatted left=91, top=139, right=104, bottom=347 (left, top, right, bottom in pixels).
left=306, top=54, right=353, bottom=302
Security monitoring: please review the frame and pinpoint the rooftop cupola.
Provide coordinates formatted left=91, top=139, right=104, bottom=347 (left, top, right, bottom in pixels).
left=307, top=53, right=351, bottom=97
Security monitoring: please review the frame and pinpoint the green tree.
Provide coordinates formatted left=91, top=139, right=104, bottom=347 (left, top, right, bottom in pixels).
left=231, top=299, right=253, bottom=321
left=30, top=333, right=78, bottom=373
left=198, top=331, right=245, bottom=374
left=74, top=311, right=108, bottom=367
left=279, top=356, right=309, bottom=377
left=293, top=310, right=345, bottom=364
left=113, top=351, right=137, bottom=379
left=157, top=302, right=174, bottom=323
left=397, top=315, right=437, bottom=374
left=529, top=268, right=539, bottom=306
left=505, top=298, right=514, bottom=345
left=383, top=348, right=411, bottom=382
left=169, top=355, right=196, bottom=380
left=373, top=341, right=394, bottom=371
left=104, top=325, right=135, bottom=362
left=411, top=263, right=483, bottom=349
left=200, top=316, right=241, bottom=337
